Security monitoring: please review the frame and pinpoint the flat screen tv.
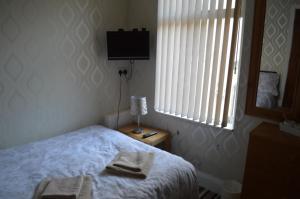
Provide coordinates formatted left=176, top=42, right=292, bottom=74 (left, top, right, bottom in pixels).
left=106, top=29, right=150, bottom=60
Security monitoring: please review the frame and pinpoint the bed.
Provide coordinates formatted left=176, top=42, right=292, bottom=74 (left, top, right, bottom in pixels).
left=0, top=125, right=198, bottom=199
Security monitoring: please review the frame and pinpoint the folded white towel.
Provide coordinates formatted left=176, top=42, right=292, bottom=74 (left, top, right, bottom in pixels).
left=41, top=176, right=83, bottom=199
left=33, top=176, right=92, bottom=199
left=106, top=152, right=154, bottom=178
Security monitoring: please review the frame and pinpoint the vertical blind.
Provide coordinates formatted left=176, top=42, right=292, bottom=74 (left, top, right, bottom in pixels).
left=154, top=0, right=242, bottom=128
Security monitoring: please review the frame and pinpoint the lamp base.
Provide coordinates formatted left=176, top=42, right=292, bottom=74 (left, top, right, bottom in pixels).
left=132, top=127, right=143, bottom=134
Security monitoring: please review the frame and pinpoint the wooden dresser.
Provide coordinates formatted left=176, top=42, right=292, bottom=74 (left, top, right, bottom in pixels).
left=241, top=122, right=300, bottom=199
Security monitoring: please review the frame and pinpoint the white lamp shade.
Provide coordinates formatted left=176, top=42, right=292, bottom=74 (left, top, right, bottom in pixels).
left=130, top=96, right=148, bottom=116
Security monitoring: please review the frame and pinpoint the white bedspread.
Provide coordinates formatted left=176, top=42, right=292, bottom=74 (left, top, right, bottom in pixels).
left=0, top=125, right=198, bottom=199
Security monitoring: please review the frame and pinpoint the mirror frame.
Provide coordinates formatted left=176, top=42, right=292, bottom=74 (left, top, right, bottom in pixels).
left=245, top=0, right=300, bottom=121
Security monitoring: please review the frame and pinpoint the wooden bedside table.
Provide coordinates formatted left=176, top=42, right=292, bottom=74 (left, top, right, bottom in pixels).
left=118, top=123, right=171, bottom=152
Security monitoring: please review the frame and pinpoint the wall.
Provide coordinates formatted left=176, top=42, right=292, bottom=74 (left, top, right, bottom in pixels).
left=261, top=0, right=298, bottom=104
left=0, top=0, right=130, bottom=149
left=128, top=0, right=262, bottom=182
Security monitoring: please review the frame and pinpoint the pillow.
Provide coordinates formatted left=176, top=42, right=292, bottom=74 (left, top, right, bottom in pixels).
left=257, top=71, right=280, bottom=96
left=256, top=91, right=278, bottom=108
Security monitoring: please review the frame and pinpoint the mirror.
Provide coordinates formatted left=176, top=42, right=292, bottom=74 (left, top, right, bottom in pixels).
left=246, top=0, right=300, bottom=121
left=256, top=0, right=299, bottom=109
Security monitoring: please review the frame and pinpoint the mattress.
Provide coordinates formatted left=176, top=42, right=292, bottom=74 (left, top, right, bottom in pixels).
left=0, top=125, right=198, bottom=199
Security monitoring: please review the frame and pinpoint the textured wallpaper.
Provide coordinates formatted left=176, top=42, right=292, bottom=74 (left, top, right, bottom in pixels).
left=261, top=0, right=296, bottom=73
left=0, top=0, right=130, bottom=148
left=128, top=0, right=262, bottom=182
left=261, top=0, right=297, bottom=103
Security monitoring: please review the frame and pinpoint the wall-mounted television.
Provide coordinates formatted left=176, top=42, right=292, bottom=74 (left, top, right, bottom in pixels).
left=106, top=29, right=150, bottom=60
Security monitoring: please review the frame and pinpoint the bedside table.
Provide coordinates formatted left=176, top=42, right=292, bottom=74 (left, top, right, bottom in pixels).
left=118, top=124, right=171, bottom=152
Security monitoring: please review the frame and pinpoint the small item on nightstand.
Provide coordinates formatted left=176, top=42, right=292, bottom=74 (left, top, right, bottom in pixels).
left=142, top=131, right=158, bottom=139
left=279, top=120, right=300, bottom=137
left=132, top=129, right=143, bottom=134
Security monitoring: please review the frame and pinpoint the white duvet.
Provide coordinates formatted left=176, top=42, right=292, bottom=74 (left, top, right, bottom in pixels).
left=0, top=125, right=198, bottom=199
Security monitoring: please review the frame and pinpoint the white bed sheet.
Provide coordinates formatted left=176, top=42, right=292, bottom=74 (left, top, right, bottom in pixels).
left=0, top=125, right=198, bottom=199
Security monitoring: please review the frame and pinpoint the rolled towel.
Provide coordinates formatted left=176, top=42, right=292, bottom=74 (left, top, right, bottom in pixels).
left=106, top=152, right=154, bottom=178
left=33, top=176, right=92, bottom=199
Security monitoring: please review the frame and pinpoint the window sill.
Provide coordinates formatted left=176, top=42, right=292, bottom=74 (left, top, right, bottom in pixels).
left=155, top=109, right=234, bottom=131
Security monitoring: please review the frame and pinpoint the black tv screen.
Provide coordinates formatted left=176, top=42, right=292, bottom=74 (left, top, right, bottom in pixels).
left=106, top=30, right=150, bottom=60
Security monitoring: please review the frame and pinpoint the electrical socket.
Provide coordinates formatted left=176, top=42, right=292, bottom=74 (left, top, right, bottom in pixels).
left=118, top=69, right=127, bottom=76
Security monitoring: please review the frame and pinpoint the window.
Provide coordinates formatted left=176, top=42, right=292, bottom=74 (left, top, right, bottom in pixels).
left=154, top=0, right=243, bottom=128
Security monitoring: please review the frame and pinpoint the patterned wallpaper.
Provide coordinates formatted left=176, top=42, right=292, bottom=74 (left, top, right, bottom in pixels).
left=128, top=0, right=262, bottom=182
left=261, top=0, right=296, bottom=73
left=261, top=0, right=298, bottom=102
left=0, top=0, right=130, bottom=148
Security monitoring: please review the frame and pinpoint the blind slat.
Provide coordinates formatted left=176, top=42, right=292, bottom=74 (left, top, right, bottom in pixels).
left=222, top=0, right=242, bottom=127
left=163, top=0, right=177, bottom=113
left=206, top=0, right=225, bottom=123
left=193, top=0, right=209, bottom=120
left=175, top=0, right=189, bottom=116
left=199, top=0, right=217, bottom=122
left=181, top=0, right=197, bottom=117
left=186, top=0, right=204, bottom=119
left=214, top=0, right=233, bottom=126
left=170, top=0, right=183, bottom=115
left=159, top=0, right=170, bottom=112
left=154, top=0, right=164, bottom=111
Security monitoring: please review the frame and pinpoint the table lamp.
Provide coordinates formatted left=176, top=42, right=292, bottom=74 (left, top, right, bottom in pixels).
left=130, top=96, right=148, bottom=133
